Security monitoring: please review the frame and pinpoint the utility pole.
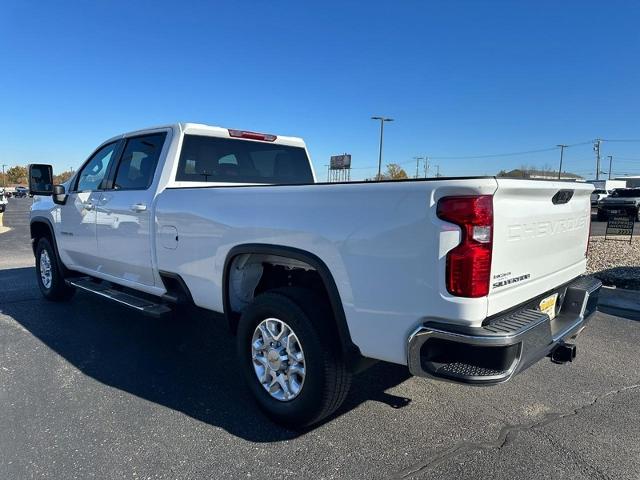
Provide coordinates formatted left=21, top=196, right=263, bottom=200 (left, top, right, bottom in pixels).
left=423, top=156, right=430, bottom=178
left=556, top=144, right=567, bottom=180
left=1, top=164, right=6, bottom=189
left=413, top=156, right=424, bottom=178
left=435, top=165, right=440, bottom=177
left=607, top=155, right=613, bottom=180
left=371, top=116, right=393, bottom=180
left=593, top=139, right=602, bottom=180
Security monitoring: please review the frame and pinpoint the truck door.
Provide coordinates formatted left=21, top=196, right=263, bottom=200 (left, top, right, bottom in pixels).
left=57, top=141, right=121, bottom=270
left=95, top=132, right=167, bottom=287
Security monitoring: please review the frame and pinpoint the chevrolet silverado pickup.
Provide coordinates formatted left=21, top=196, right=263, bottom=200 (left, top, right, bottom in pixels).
left=28, top=123, right=600, bottom=427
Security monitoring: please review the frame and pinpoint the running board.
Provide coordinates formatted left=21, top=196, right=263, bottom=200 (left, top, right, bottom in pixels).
left=66, top=277, right=172, bottom=318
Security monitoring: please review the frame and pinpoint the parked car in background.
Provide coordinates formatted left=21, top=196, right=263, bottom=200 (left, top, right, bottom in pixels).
left=590, top=189, right=611, bottom=206
left=28, top=123, right=600, bottom=427
left=14, top=186, right=28, bottom=198
left=0, top=191, right=7, bottom=212
left=597, top=188, right=640, bottom=220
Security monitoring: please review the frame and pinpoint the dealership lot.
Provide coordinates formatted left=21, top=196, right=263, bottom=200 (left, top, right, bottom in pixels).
left=1, top=197, right=639, bottom=479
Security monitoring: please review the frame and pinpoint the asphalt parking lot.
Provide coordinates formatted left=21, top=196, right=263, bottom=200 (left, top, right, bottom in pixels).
left=1, top=197, right=639, bottom=479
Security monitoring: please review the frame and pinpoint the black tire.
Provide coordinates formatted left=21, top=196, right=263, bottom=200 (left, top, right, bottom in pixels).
left=236, top=288, right=352, bottom=428
left=35, top=237, right=75, bottom=301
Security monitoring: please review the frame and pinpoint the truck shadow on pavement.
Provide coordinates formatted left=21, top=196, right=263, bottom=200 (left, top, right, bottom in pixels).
left=0, top=267, right=411, bottom=442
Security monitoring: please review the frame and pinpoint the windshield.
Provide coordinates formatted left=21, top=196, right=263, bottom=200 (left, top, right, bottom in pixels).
left=611, top=189, right=640, bottom=198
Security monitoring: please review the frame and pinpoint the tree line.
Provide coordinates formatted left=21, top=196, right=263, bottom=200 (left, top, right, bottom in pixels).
left=1, top=165, right=74, bottom=187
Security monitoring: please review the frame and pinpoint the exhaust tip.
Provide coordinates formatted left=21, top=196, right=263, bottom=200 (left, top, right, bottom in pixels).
left=551, top=342, right=577, bottom=364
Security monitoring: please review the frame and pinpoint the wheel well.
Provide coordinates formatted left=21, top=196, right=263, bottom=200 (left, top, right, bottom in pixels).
left=30, top=220, right=53, bottom=253
left=223, top=246, right=360, bottom=363
left=30, top=219, right=72, bottom=277
left=227, top=253, right=328, bottom=317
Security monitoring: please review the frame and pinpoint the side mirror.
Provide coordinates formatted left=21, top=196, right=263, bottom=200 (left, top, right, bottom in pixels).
left=53, top=184, right=68, bottom=205
left=28, top=164, right=54, bottom=196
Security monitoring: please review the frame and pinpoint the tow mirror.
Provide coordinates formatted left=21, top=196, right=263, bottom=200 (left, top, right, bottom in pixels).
left=28, top=164, right=68, bottom=205
left=28, top=164, right=54, bottom=196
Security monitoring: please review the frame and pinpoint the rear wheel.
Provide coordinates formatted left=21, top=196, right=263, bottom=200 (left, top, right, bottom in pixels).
left=35, top=237, right=75, bottom=301
left=236, top=288, right=351, bottom=428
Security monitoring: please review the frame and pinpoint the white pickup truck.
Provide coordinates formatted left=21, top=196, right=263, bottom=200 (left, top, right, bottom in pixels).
left=28, top=123, right=600, bottom=427
left=0, top=190, right=7, bottom=212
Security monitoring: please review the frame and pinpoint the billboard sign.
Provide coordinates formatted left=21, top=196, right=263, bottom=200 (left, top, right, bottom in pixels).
left=330, top=154, right=351, bottom=170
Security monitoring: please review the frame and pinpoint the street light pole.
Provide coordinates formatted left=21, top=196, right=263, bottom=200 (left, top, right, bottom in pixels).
left=593, top=139, right=601, bottom=181
left=556, top=144, right=567, bottom=180
left=1, top=164, right=6, bottom=189
left=371, top=116, right=393, bottom=180
left=607, top=155, right=613, bottom=180
left=413, top=156, right=424, bottom=178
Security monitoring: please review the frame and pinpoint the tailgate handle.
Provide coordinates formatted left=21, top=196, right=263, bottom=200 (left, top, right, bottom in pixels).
left=552, top=189, right=574, bottom=205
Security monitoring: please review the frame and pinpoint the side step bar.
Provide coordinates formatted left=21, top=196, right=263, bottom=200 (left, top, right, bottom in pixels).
left=66, top=277, right=172, bottom=318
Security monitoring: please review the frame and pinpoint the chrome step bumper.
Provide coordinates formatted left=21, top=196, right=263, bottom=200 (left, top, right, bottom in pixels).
left=407, top=276, right=601, bottom=385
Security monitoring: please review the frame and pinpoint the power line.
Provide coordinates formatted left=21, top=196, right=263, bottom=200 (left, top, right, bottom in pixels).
left=427, top=140, right=595, bottom=160
left=429, top=146, right=559, bottom=160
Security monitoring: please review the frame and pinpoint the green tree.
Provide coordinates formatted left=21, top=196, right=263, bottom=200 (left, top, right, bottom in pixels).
left=6, top=165, right=28, bottom=185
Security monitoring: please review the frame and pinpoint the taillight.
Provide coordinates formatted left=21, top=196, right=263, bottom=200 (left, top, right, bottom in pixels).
left=437, top=195, right=493, bottom=298
left=228, top=129, right=277, bottom=142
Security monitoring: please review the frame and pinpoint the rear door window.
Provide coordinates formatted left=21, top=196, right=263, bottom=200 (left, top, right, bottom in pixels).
left=113, top=133, right=167, bottom=190
left=175, top=135, right=313, bottom=184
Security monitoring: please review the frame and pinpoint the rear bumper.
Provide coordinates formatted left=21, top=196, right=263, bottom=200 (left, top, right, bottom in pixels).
left=407, top=276, right=601, bottom=385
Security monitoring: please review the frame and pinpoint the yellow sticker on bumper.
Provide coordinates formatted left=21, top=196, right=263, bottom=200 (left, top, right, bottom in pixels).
left=539, top=293, right=559, bottom=320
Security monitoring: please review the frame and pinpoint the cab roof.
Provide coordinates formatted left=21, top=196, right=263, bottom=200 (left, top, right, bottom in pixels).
left=106, top=123, right=306, bottom=149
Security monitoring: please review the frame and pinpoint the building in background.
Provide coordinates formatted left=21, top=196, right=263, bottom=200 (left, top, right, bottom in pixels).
left=614, top=176, right=640, bottom=188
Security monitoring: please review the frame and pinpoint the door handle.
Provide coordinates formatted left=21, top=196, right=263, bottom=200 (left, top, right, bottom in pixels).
left=130, top=203, right=147, bottom=212
left=83, top=202, right=94, bottom=211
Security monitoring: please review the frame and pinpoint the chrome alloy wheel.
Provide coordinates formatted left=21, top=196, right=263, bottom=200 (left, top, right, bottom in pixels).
left=39, top=249, right=53, bottom=289
left=251, top=318, right=306, bottom=401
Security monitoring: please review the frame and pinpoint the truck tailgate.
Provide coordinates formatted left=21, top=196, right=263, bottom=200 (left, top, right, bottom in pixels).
left=487, top=179, right=592, bottom=316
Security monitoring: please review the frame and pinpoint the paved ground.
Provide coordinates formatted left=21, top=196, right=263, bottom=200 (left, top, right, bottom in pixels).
left=1, top=197, right=639, bottom=479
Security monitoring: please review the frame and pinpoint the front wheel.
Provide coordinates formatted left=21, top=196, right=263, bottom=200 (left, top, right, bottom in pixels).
left=35, top=237, right=75, bottom=301
left=236, top=288, right=352, bottom=428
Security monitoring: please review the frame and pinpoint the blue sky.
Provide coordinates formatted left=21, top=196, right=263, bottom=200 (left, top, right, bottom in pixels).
left=1, top=0, right=639, bottom=180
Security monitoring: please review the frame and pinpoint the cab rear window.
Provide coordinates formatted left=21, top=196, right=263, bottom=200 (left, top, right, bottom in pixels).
left=175, top=135, right=313, bottom=184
